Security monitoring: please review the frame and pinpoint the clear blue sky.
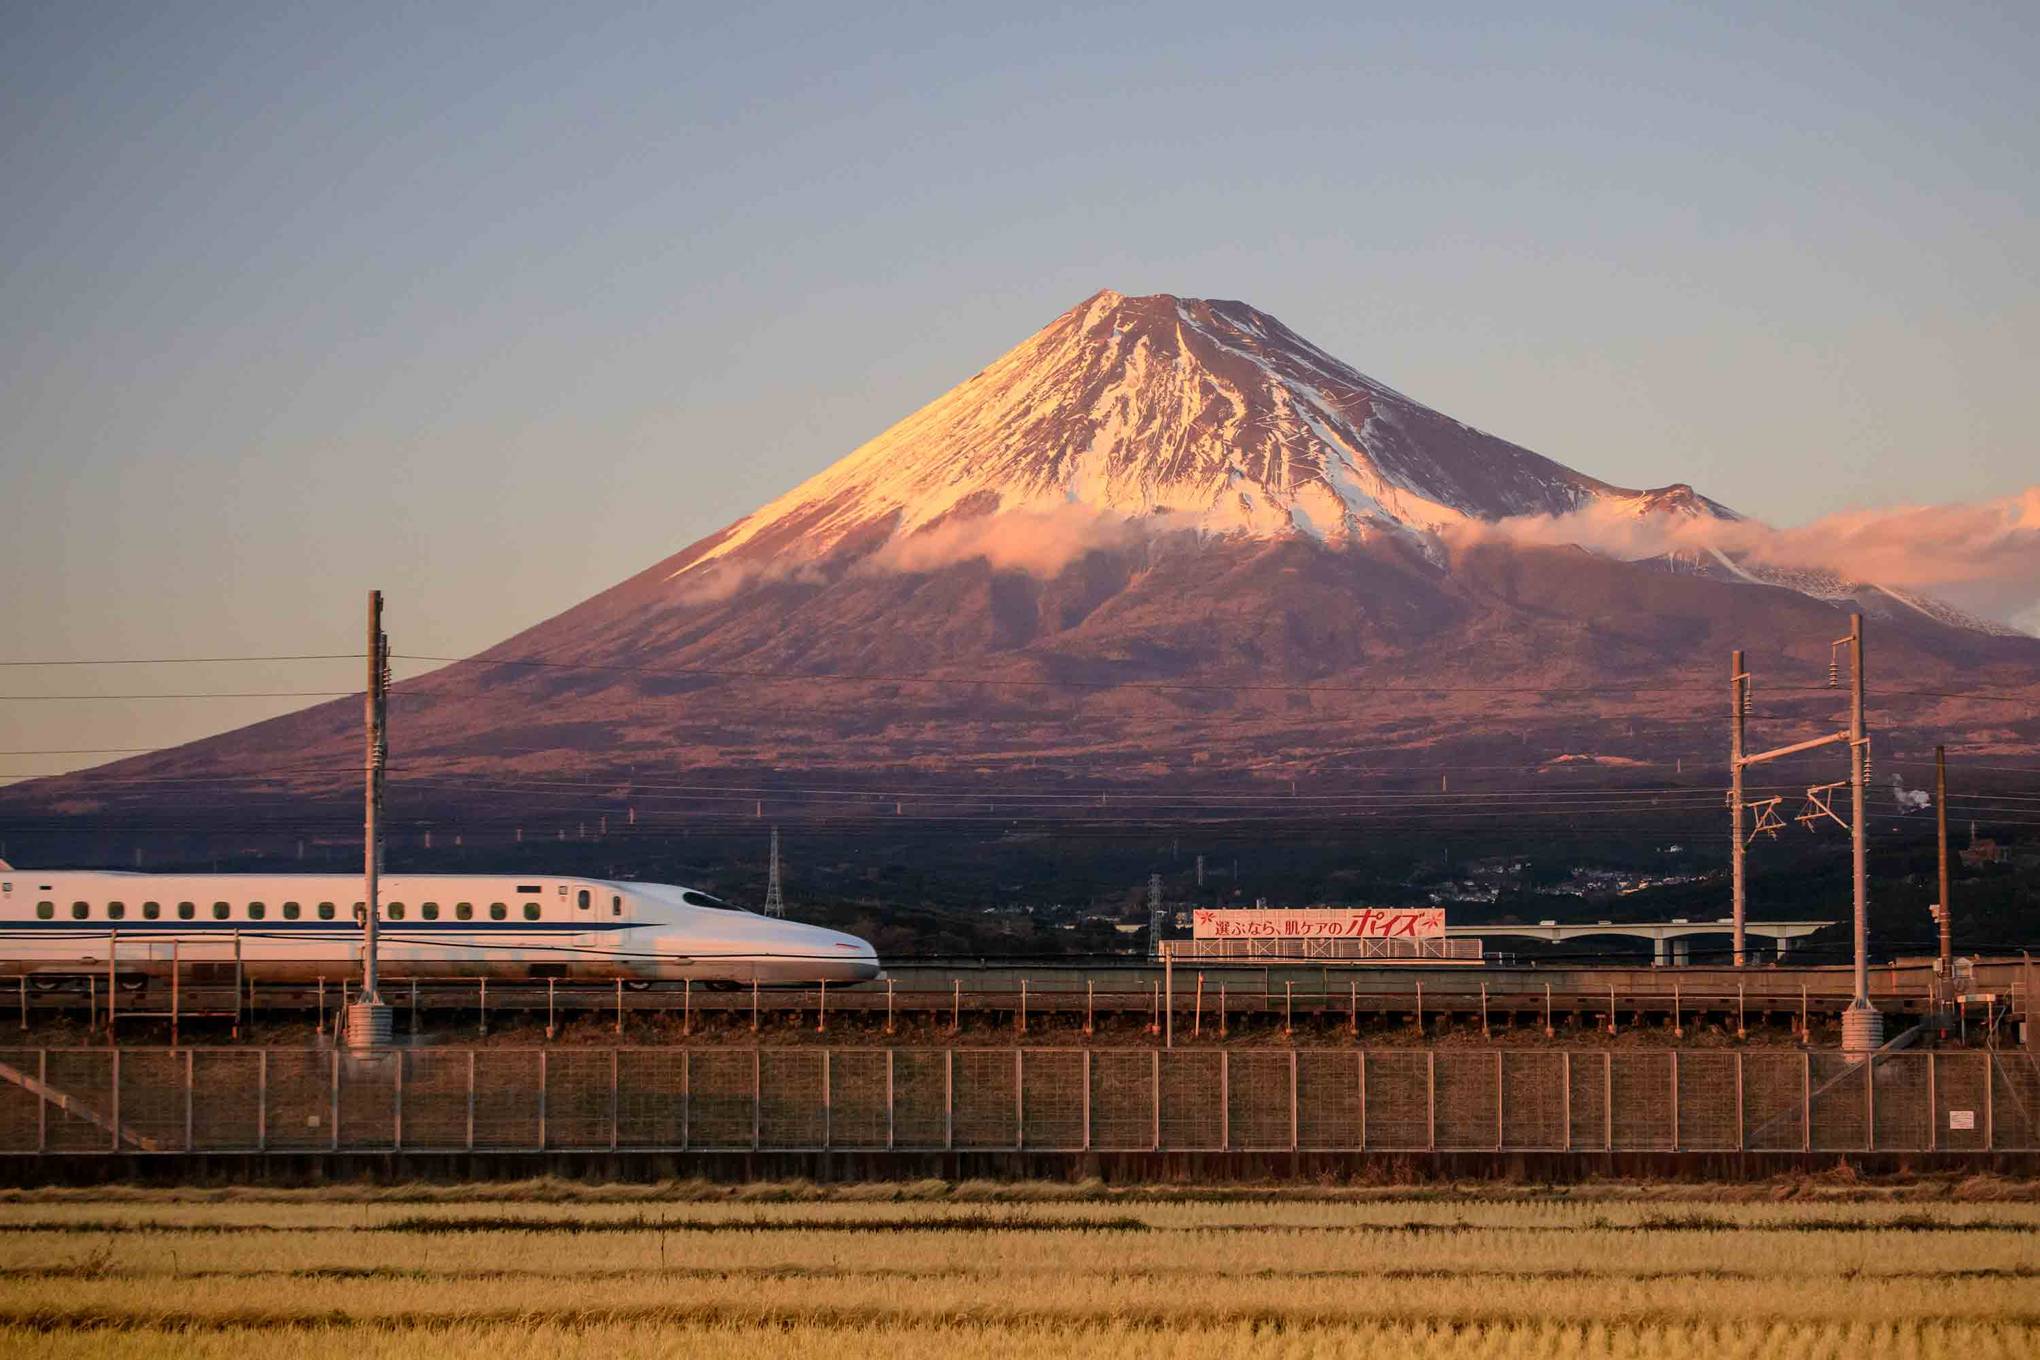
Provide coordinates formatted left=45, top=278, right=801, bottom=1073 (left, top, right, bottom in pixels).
left=2, top=1, right=2036, bottom=775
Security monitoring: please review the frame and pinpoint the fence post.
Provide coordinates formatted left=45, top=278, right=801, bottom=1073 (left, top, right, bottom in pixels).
left=1802, top=1050, right=1811, bottom=1152
left=539, top=1049, right=549, bottom=1151
left=330, top=1048, right=340, bottom=1152
left=1015, top=1049, right=1024, bottom=1150
left=1426, top=1050, right=1437, bottom=1152
left=184, top=1049, right=194, bottom=1152
left=393, top=1051, right=404, bottom=1152
left=1220, top=1049, right=1230, bottom=1150
left=1602, top=1052, right=1612, bottom=1151
left=1494, top=1050, right=1504, bottom=1151
left=465, top=1050, right=475, bottom=1151
left=1082, top=1049, right=1092, bottom=1152
left=822, top=1048, right=832, bottom=1151
left=1289, top=1049, right=1299, bottom=1152
left=1927, top=1052, right=1937, bottom=1151
left=1151, top=1049, right=1160, bottom=1151
left=944, top=1049, right=954, bottom=1151
left=258, top=1050, right=269, bottom=1152
left=1864, top=1052, right=1875, bottom=1152
left=680, top=1049, right=690, bottom=1152
left=1734, top=1051, right=1744, bottom=1151
left=1670, top=1051, right=1679, bottom=1152
left=1984, top=1053, right=1994, bottom=1151
left=36, top=1051, right=46, bottom=1153
left=751, top=1048, right=760, bottom=1151
left=1561, top=1051, right=1571, bottom=1152
left=610, top=1049, right=620, bottom=1152
left=885, top=1049, right=895, bottom=1151
left=1356, top=1050, right=1367, bottom=1150
left=109, top=1047, right=120, bottom=1152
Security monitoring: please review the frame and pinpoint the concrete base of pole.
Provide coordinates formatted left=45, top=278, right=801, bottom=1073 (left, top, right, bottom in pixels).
left=1841, top=1002, right=1884, bottom=1056
left=345, top=1000, right=393, bottom=1050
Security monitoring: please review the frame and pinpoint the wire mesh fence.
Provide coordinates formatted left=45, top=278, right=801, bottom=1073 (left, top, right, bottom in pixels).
left=0, top=1046, right=2033, bottom=1155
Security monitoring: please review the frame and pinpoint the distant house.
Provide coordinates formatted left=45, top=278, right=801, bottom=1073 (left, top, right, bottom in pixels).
left=1959, top=838, right=2008, bottom=868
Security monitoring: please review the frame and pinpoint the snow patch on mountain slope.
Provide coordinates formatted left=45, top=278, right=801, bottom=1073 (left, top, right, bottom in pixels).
left=668, top=290, right=1721, bottom=580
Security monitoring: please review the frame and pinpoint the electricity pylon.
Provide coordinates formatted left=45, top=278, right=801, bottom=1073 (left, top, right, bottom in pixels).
left=763, top=826, right=786, bottom=918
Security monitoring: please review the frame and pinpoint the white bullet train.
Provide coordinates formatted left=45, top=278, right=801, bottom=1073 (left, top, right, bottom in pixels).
left=0, top=862, right=880, bottom=987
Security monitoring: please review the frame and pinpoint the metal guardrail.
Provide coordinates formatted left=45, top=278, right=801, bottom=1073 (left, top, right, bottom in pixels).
left=0, top=1045, right=2033, bottom=1156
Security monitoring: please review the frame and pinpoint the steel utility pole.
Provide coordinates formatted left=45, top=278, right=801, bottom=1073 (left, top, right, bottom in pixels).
left=1935, top=744, right=1952, bottom=977
left=1842, top=613, right=1878, bottom=1053
left=349, top=590, right=393, bottom=1049
left=1730, top=649, right=1748, bottom=966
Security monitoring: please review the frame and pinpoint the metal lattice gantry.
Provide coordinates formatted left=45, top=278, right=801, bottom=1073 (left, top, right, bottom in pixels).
left=1730, top=613, right=1882, bottom=1053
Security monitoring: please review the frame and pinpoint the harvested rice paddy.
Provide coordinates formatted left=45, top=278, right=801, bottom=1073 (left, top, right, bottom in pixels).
left=1, top=1182, right=2035, bottom=1357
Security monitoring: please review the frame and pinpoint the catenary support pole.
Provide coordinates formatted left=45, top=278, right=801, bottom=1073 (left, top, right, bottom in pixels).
left=1937, top=745, right=1953, bottom=980
left=1842, top=613, right=1882, bottom=1054
left=1731, top=649, right=1748, bottom=966
left=349, top=589, right=392, bottom=1049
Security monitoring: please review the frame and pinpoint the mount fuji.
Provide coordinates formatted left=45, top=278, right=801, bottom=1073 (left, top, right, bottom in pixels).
left=14, top=291, right=2039, bottom=817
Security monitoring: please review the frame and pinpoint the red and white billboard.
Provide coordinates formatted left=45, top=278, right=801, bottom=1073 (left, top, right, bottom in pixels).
left=1191, top=907, right=1446, bottom=940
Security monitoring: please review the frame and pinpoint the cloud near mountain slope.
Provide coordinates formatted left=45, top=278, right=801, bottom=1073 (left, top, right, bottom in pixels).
left=1463, top=486, right=2040, bottom=636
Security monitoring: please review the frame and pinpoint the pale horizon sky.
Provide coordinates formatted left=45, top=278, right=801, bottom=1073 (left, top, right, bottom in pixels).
left=3, top=2, right=2037, bottom=778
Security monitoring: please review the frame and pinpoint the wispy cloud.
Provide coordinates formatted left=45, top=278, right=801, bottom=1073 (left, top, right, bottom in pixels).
left=862, top=505, right=1197, bottom=577
left=1464, top=486, right=2040, bottom=633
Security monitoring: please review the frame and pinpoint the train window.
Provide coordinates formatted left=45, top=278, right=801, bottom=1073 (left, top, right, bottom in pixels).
left=490, top=903, right=507, bottom=920
left=177, top=902, right=195, bottom=920
left=282, top=902, right=300, bottom=920
left=142, top=902, right=161, bottom=919
left=352, top=902, right=365, bottom=922
left=516, top=884, right=540, bottom=894
left=577, top=889, right=591, bottom=910
left=387, top=903, right=404, bottom=920
left=523, top=903, right=540, bottom=920
left=107, top=902, right=126, bottom=920
left=456, top=903, right=473, bottom=920
left=317, top=903, right=335, bottom=920
left=36, top=902, right=53, bottom=919
left=247, top=903, right=266, bottom=920
left=421, top=903, right=438, bottom=920
left=612, top=894, right=622, bottom=916
left=212, top=902, right=229, bottom=919
left=72, top=902, right=88, bottom=919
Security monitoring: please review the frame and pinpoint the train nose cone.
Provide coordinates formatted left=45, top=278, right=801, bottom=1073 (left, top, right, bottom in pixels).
left=819, top=928, right=881, bottom=981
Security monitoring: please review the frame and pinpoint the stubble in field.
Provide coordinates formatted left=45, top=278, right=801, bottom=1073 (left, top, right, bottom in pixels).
left=0, top=1185, right=2034, bottom=1358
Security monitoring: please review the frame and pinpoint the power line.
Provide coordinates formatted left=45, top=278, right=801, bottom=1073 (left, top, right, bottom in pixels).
left=0, top=691, right=355, bottom=701
left=0, top=653, right=364, bottom=667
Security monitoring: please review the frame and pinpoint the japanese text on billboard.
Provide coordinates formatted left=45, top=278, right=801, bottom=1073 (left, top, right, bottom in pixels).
left=1191, top=907, right=1446, bottom=940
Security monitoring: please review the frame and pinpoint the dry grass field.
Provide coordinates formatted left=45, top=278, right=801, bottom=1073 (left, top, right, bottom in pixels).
left=0, top=1181, right=2034, bottom=1358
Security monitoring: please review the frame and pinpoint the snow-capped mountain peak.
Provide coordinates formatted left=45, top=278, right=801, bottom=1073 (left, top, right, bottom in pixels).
left=672, top=290, right=1730, bottom=577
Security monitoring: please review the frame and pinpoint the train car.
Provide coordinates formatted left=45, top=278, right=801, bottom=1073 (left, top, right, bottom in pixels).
left=0, top=862, right=879, bottom=987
